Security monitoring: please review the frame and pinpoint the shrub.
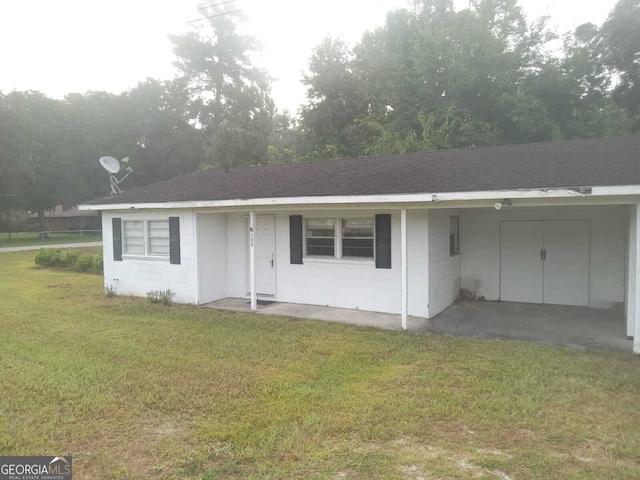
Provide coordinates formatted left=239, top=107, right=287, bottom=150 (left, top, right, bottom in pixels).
left=75, top=254, right=94, bottom=272
left=147, top=289, right=175, bottom=306
left=104, top=284, right=117, bottom=298
left=35, top=248, right=60, bottom=266
left=61, top=250, right=81, bottom=266
left=34, top=249, right=103, bottom=275
left=92, top=255, right=104, bottom=273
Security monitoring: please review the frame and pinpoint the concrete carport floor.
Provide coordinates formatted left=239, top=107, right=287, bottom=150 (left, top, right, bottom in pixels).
left=431, top=299, right=632, bottom=353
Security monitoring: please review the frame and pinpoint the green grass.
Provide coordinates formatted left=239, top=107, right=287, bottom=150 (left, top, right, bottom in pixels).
left=0, top=231, right=102, bottom=248
left=1, top=250, right=640, bottom=479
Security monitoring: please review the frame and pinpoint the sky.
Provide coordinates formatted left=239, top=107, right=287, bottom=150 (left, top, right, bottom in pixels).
left=0, top=0, right=618, bottom=113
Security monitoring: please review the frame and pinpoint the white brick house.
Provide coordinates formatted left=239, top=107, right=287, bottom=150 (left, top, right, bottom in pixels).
left=82, top=135, right=640, bottom=353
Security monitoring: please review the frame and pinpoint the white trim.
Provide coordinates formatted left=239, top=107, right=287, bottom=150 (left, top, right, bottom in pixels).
left=80, top=185, right=640, bottom=211
left=635, top=203, right=640, bottom=354
left=120, top=255, right=170, bottom=262
left=249, top=211, right=257, bottom=312
left=401, top=208, right=408, bottom=330
left=303, top=257, right=375, bottom=266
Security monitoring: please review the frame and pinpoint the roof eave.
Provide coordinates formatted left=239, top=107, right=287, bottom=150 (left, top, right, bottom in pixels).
left=79, top=185, right=640, bottom=211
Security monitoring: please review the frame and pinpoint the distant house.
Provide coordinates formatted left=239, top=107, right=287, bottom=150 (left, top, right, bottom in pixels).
left=82, top=135, right=640, bottom=353
left=29, top=205, right=101, bottom=232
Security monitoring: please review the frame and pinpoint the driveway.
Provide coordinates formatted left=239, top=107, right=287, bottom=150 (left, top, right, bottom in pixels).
left=432, top=299, right=632, bottom=352
left=0, top=242, right=102, bottom=252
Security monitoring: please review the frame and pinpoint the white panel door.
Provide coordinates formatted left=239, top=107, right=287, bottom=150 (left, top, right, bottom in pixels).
left=500, top=221, right=544, bottom=303
left=246, top=215, right=276, bottom=296
left=543, top=220, right=590, bottom=306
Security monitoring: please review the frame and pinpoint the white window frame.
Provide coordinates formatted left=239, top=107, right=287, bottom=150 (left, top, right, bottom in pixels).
left=122, top=219, right=170, bottom=260
left=303, top=216, right=375, bottom=263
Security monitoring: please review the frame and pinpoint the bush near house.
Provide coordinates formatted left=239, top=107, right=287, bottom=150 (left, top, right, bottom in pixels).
left=34, top=248, right=103, bottom=274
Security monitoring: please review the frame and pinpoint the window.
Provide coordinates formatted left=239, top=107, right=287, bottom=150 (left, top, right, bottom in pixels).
left=450, top=215, right=460, bottom=256
left=123, top=220, right=170, bottom=257
left=148, top=220, right=170, bottom=255
left=304, top=217, right=375, bottom=260
left=305, top=218, right=335, bottom=257
left=342, top=218, right=374, bottom=258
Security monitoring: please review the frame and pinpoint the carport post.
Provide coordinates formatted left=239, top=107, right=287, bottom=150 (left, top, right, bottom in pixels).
left=250, top=210, right=257, bottom=312
left=401, top=208, right=408, bottom=330
left=634, top=204, right=640, bottom=354
left=628, top=204, right=637, bottom=338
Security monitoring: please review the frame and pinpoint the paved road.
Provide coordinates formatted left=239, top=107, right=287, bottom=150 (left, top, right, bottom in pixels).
left=0, top=242, right=102, bottom=253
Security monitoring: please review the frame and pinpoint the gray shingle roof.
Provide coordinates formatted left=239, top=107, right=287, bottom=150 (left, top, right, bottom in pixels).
left=87, top=135, right=640, bottom=206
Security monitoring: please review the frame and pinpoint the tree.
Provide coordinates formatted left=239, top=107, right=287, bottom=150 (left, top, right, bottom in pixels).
left=300, top=38, right=366, bottom=158
left=1, top=91, right=84, bottom=232
left=170, top=4, right=275, bottom=170
left=599, top=0, right=640, bottom=130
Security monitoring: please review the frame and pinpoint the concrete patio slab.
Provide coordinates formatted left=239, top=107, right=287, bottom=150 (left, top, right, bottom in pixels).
left=432, top=299, right=632, bottom=352
left=204, top=297, right=632, bottom=352
left=203, top=297, right=431, bottom=332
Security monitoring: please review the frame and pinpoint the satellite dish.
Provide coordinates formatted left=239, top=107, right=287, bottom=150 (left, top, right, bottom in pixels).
left=99, top=155, right=133, bottom=195
left=99, top=156, right=121, bottom=174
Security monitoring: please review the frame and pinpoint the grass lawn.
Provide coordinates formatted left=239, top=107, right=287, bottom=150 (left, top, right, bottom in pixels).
left=0, top=231, right=102, bottom=248
left=1, top=250, right=639, bottom=479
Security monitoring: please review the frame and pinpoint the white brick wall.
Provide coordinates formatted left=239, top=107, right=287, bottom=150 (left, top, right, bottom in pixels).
left=223, top=209, right=430, bottom=316
left=428, top=209, right=462, bottom=317
left=102, top=209, right=198, bottom=304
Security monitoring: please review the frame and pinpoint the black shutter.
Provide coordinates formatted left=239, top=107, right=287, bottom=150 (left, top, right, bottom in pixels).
left=112, top=217, right=122, bottom=261
left=169, top=217, right=181, bottom=265
left=375, top=214, right=391, bottom=269
left=289, top=215, right=303, bottom=264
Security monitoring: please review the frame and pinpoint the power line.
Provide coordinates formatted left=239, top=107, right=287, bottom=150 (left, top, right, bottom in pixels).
left=0, top=147, right=156, bottom=176
left=3, top=109, right=131, bottom=144
left=197, top=1, right=235, bottom=12
left=186, top=9, right=242, bottom=24
left=3, top=108, right=208, bottom=166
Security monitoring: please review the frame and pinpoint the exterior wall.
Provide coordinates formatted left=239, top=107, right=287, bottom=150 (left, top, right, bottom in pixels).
left=428, top=209, right=462, bottom=317
left=460, top=205, right=627, bottom=308
left=223, top=209, right=430, bottom=317
left=197, top=213, right=227, bottom=304
left=101, top=209, right=198, bottom=303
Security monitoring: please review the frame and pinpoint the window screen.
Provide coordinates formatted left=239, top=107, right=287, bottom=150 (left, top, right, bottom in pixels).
left=342, top=218, right=374, bottom=258
left=305, top=218, right=335, bottom=257
left=148, top=220, right=170, bottom=256
left=123, top=220, right=145, bottom=255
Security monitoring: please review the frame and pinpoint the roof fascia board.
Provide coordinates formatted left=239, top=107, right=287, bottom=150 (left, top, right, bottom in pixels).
left=80, top=185, right=640, bottom=211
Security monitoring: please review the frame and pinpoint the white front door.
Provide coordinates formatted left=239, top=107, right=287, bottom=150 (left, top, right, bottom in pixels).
left=500, top=221, right=544, bottom=303
left=499, top=220, right=590, bottom=306
left=246, top=215, right=276, bottom=297
left=543, top=220, right=590, bottom=306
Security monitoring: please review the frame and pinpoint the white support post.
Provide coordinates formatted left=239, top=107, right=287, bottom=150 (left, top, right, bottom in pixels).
left=401, top=208, right=408, bottom=330
left=627, top=204, right=637, bottom=338
left=249, top=210, right=257, bottom=312
left=634, top=204, right=640, bottom=354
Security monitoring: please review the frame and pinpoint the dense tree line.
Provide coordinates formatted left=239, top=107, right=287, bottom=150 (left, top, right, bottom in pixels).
left=1, top=0, right=639, bottom=232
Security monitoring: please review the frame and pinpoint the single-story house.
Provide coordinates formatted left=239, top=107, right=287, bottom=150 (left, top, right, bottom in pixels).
left=28, top=204, right=101, bottom=232
left=81, top=135, right=640, bottom=353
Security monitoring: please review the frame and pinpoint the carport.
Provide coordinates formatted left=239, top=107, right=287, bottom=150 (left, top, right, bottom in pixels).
left=432, top=299, right=632, bottom=352
left=437, top=202, right=636, bottom=353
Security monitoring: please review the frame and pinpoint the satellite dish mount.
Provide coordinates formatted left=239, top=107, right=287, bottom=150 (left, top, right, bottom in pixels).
left=99, top=156, right=132, bottom=195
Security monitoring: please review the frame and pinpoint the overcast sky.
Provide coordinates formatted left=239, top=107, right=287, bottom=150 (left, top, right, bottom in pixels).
left=0, top=0, right=617, bottom=113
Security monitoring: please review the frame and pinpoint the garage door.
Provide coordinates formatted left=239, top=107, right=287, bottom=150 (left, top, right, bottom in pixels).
left=500, top=220, right=590, bottom=306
